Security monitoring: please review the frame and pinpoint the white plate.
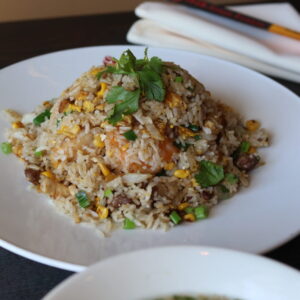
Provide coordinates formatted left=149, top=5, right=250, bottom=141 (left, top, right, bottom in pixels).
left=44, top=246, right=300, bottom=300
left=0, top=46, right=299, bottom=272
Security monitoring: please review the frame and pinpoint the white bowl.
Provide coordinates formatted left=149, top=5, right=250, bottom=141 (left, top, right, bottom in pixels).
left=44, top=246, right=300, bottom=300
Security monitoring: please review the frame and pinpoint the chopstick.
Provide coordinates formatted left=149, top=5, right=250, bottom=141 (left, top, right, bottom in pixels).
left=167, top=0, right=300, bottom=41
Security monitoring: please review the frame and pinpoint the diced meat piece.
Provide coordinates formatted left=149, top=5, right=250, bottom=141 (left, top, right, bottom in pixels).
left=24, top=168, right=41, bottom=185
left=111, top=194, right=132, bottom=208
left=103, top=56, right=115, bottom=66
left=234, top=153, right=259, bottom=172
left=202, top=191, right=214, bottom=200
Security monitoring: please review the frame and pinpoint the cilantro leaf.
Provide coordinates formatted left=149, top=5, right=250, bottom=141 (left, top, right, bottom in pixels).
left=148, top=56, right=163, bottom=74
left=138, top=70, right=165, bottom=102
left=106, top=86, right=132, bottom=104
left=106, top=88, right=140, bottom=125
left=224, top=173, right=239, bottom=184
left=117, top=49, right=136, bottom=73
left=195, top=160, right=224, bottom=188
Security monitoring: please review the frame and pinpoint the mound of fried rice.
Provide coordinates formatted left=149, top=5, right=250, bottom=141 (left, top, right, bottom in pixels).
left=3, top=50, right=269, bottom=235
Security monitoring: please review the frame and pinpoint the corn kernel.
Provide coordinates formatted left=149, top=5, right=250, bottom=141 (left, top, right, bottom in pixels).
left=93, top=135, right=105, bottom=148
left=178, top=126, right=197, bottom=138
left=246, top=120, right=260, bottom=131
left=83, top=101, right=95, bottom=113
left=184, top=213, right=196, bottom=222
left=51, top=160, right=60, bottom=169
left=12, top=145, right=23, bottom=157
left=178, top=202, right=189, bottom=210
left=41, top=171, right=54, bottom=179
left=166, top=92, right=184, bottom=108
left=76, top=91, right=88, bottom=101
left=97, top=205, right=109, bottom=219
left=12, top=121, right=24, bottom=129
left=95, top=104, right=105, bottom=111
left=98, top=162, right=110, bottom=177
left=65, top=104, right=82, bottom=113
left=191, top=178, right=199, bottom=187
left=174, top=169, right=190, bottom=179
left=97, top=82, right=108, bottom=98
left=164, top=162, right=175, bottom=171
left=248, top=146, right=257, bottom=154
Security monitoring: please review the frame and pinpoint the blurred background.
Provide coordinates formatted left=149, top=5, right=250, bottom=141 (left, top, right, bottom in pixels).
left=1, top=0, right=295, bottom=23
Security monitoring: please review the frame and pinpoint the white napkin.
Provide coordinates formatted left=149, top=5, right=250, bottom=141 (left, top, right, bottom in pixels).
left=127, top=2, right=300, bottom=82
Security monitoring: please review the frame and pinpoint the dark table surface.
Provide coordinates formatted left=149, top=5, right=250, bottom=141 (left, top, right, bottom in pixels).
left=0, top=11, right=299, bottom=300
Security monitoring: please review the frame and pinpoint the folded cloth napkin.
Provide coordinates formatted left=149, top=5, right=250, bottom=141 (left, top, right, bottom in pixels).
left=127, top=1, right=300, bottom=82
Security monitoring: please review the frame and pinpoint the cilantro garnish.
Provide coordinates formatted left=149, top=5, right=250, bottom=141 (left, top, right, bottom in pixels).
left=97, top=49, right=166, bottom=124
left=195, top=160, right=224, bottom=188
left=224, top=173, right=239, bottom=184
left=106, top=87, right=140, bottom=125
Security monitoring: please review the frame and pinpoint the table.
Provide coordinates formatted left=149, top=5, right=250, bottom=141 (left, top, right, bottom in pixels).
left=0, top=11, right=299, bottom=300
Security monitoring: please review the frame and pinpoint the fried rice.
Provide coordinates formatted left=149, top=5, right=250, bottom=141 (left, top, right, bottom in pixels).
left=2, top=49, right=270, bottom=235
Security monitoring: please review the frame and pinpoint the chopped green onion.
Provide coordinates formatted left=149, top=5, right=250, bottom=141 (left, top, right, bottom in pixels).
left=187, top=124, right=200, bottom=132
left=56, top=119, right=61, bottom=127
left=240, top=141, right=250, bottom=153
left=194, top=135, right=201, bottom=141
left=33, top=109, right=51, bottom=126
left=123, top=130, right=137, bottom=141
left=217, top=185, right=231, bottom=200
left=104, top=189, right=113, bottom=197
left=174, top=76, right=183, bottom=83
left=170, top=211, right=182, bottom=225
left=75, top=190, right=90, bottom=208
left=34, top=150, right=44, bottom=157
left=1, top=142, right=12, bottom=154
left=225, top=173, right=238, bottom=184
left=123, top=218, right=136, bottom=229
left=184, top=206, right=194, bottom=214
left=174, top=141, right=190, bottom=151
left=194, top=205, right=209, bottom=220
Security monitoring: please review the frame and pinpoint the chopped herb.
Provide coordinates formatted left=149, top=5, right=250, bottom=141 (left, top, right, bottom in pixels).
left=75, top=190, right=90, bottom=208
left=225, top=173, right=239, bottom=184
left=123, top=218, right=136, bottom=230
left=123, top=130, right=137, bottom=141
left=187, top=124, right=200, bottom=132
left=156, top=169, right=167, bottom=177
left=195, top=160, right=224, bottom=188
left=56, top=119, right=61, bottom=127
left=184, top=206, right=194, bottom=214
left=99, top=49, right=166, bottom=124
left=194, top=205, right=209, bottom=220
left=106, top=87, right=140, bottom=125
left=217, top=185, right=231, bottom=200
left=34, top=150, right=44, bottom=157
left=187, top=86, right=195, bottom=92
left=138, top=69, right=165, bottom=102
left=33, top=109, right=51, bottom=126
left=174, top=76, right=183, bottom=83
left=174, top=141, right=190, bottom=151
left=194, top=135, right=201, bottom=141
left=104, top=189, right=113, bottom=197
left=1, top=142, right=12, bottom=154
left=240, top=141, right=250, bottom=153
left=170, top=211, right=182, bottom=225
